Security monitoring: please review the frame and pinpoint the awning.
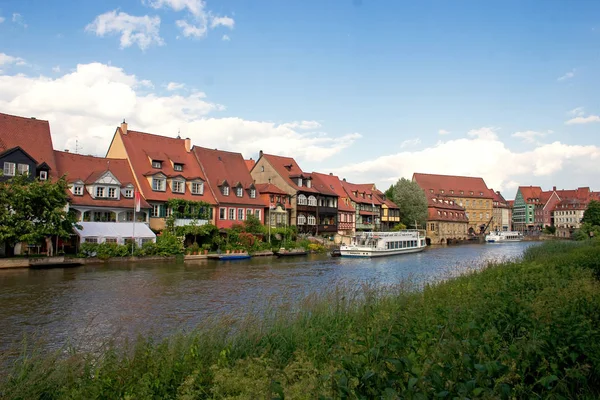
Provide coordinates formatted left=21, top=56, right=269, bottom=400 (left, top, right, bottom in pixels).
left=74, top=222, right=156, bottom=239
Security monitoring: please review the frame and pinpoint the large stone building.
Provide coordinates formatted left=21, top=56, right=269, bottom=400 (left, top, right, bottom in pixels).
left=413, top=173, right=494, bottom=234
left=425, top=196, right=469, bottom=244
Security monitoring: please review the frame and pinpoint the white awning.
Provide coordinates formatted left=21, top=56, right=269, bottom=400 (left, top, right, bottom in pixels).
left=74, top=222, right=156, bottom=239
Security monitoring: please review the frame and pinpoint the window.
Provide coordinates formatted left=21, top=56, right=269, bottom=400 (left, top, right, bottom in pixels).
left=219, top=208, right=226, bottom=220
left=152, top=177, right=166, bottom=191
left=165, top=207, right=172, bottom=217
left=39, top=171, right=48, bottom=181
left=308, top=196, right=317, bottom=206
left=297, top=178, right=303, bottom=186
left=172, top=180, right=185, bottom=193
left=430, top=223, right=435, bottom=231
left=191, top=182, right=204, bottom=195
left=84, top=237, right=98, bottom=243
left=250, top=189, right=256, bottom=198
left=297, top=214, right=306, bottom=225
left=73, top=185, right=83, bottom=196
left=307, top=215, right=316, bottom=225
left=246, top=209, right=253, bottom=218
left=236, top=187, right=243, bottom=197
left=124, top=188, right=133, bottom=198
left=96, top=186, right=105, bottom=197
left=261, top=166, right=265, bottom=172
left=238, top=208, right=244, bottom=220
left=3, top=162, right=15, bottom=176
left=306, top=179, right=312, bottom=188
left=255, top=209, right=261, bottom=220
left=229, top=208, right=235, bottom=220
left=108, top=187, right=117, bottom=198
left=17, top=164, right=29, bottom=176
left=151, top=204, right=160, bottom=217
left=298, top=194, right=307, bottom=205
left=223, top=186, right=230, bottom=196
left=173, top=163, right=183, bottom=172
left=152, top=160, right=162, bottom=169
left=105, top=238, right=118, bottom=244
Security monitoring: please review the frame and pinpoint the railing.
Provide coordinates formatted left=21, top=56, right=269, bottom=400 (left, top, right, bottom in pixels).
left=174, top=218, right=209, bottom=227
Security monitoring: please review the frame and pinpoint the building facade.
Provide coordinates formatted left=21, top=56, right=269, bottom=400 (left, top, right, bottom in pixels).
left=425, top=197, right=469, bottom=245
left=489, top=189, right=511, bottom=231
left=341, top=181, right=382, bottom=231
left=255, top=183, right=291, bottom=229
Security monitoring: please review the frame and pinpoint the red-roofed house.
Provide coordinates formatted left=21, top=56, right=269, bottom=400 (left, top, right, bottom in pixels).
left=341, top=180, right=382, bottom=231
left=244, top=158, right=256, bottom=171
left=106, top=121, right=217, bottom=231
left=0, top=113, right=57, bottom=182
left=374, top=190, right=401, bottom=230
left=489, top=189, right=511, bottom=231
left=312, top=172, right=355, bottom=239
left=193, top=147, right=265, bottom=229
left=255, top=182, right=291, bottom=229
left=425, top=197, right=469, bottom=244
left=413, top=173, right=494, bottom=234
left=552, top=187, right=599, bottom=237
left=512, top=186, right=548, bottom=232
left=250, top=152, right=337, bottom=235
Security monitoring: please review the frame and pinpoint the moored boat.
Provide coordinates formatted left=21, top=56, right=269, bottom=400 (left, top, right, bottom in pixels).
left=340, top=230, right=427, bottom=258
left=274, top=249, right=308, bottom=257
left=485, top=231, right=523, bottom=243
left=208, top=253, right=252, bottom=260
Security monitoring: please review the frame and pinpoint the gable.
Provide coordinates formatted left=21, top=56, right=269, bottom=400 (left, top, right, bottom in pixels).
left=96, top=170, right=121, bottom=185
left=0, top=146, right=39, bottom=165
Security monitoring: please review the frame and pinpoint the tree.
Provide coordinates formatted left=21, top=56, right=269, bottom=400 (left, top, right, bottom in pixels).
left=582, top=200, right=600, bottom=227
left=384, top=184, right=396, bottom=203
left=392, top=178, right=428, bottom=229
left=391, top=223, right=407, bottom=231
left=0, top=174, right=78, bottom=251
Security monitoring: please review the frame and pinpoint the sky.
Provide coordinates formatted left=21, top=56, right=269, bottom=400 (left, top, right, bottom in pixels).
left=1, top=0, right=599, bottom=199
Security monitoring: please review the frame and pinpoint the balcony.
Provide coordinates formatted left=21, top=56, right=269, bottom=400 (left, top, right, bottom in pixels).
left=317, top=224, right=337, bottom=233
left=356, top=222, right=374, bottom=230
left=174, top=218, right=209, bottom=227
left=296, top=204, right=317, bottom=213
left=317, top=206, right=337, bottom=215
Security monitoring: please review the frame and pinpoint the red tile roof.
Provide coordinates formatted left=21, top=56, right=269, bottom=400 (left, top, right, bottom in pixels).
left=311, top=172, right=354, bottom=212
left=0, top=113, right=57, bottom=179
left=374, top=189, right=399, bottom=209
left=254, top=182, right=288, bottom=195
left=193, top=147, right=265, bottom=207
left=260, top=153, right=319, bottom=193
left=341, top=180, right=383, bottom=205
left=427, top=196, right=468, bottom=222
left=413, top=173, right=492, bottom=199
left=116, top=128, right=216, bottom=204
left=489, top=189, right=509, bottom=208
left=518, top=186, right=543, bottom=202
left=54, top=151, right=150, bottom=209
left=245, top=159, right=256, bottom=171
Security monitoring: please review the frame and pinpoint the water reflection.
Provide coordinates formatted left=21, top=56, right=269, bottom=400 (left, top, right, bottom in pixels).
left=0, top=242, right=537, bottom=352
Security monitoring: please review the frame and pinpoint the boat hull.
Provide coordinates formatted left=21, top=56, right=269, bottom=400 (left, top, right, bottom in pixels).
left=340, top=246, right=425, bottom=258
left=275, top=251, right=308, bottom=257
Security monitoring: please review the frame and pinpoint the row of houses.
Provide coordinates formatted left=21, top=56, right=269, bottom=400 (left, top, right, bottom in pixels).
left=0, top=113, right=401, bottom=254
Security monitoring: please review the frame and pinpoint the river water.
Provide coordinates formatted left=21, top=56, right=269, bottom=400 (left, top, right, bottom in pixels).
left=0, top=242, right=537, bottom=353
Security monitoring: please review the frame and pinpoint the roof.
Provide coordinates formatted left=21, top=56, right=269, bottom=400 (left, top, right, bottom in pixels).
left=341, top=180, right=383, bottom=206
left=0, top=112, right=57, bottom=179
left=489, top=189, right=509, bottom=208
left=193, top=146, right=265, bottom=207
left=309, top=173, right=339, bottom=197
left=255, top=182, right=288, bottom=196
left=74, top=222, right=156, bottom=239
left=260, top=153, right=319, bottom=193
left=116, top=128, right=217, bottom=204
left=374, top=189, right=399, bottom=209
left=428, top=207, right=469, bottom=223
left=54, top=151, right=150, bottom=209
left=517, top=186, right=543, bottom=203
left=310, top=172, right=354, bottom=211
left=413, top=172, right=492, bottom=199
left=245, top=159, right=256, bottom=171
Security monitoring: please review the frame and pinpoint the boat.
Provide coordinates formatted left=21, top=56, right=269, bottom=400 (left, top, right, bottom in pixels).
left=208, top=253, right=252, bottom=260
left=340, top=230, right=427, bottom=258
left=330, top=249, right=342, bottom=257
left=485, top=231, right=524, bottom=243
left=274, top=249, right=308, bottom=257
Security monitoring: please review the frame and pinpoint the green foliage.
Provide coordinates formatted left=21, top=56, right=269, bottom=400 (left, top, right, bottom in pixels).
left=391, top=222, right=408, bottom=231
left=0, top=174, right=78, bottom=247
left=392, top=177, right=428, bottom=229
left=573, top=222, right=600, bottom=241
left=8, top=242, right=600, bottom=398
left=582, top=200, right=600, bottom=227
left=384, top=184, right=396, bottom=203
left=242, top=214, right=266, bottom=235
left=165, top=198, right=211, bottom=220
left=307, top=243, right=326, bottom=253
left=543, top=225, right=557, bottom=234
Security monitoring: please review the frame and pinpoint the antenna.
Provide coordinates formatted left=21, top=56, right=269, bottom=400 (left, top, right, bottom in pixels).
left=75, top=139, right=79, bottom=154
left=176, top=129, right=181, bottom=139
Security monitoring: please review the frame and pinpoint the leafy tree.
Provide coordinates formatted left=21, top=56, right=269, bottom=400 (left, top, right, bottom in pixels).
left=242, top=214, right=266, bottom=235
left=582, top=200, right=600, bottom=227
left=0, top=174, right=78, bottom=251
left=392, top=178, right=428, bottom=229
left=384, top=184, right=396, bottom=203
left=391, top=223, right=408, bottom=231
left=543, top=225, right=556, bottom=235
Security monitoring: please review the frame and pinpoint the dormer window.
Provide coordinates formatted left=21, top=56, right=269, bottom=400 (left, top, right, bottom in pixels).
left=306, top=179, right=312, bottom=188
left=3, top=162, right=15, bottom=176
left=152, top=160, right=162, bottom=169
left=470, top=191, right=474, bottom=195
left=440, top=190, right=445, bottom=194
left=480, top=192, right=483, bottom=196
left=172, top=180, right=185, bottom=193
left=152, top=176, right=166, bottom=191
left=108, top=187, right=117, bottom=198
left=223, top=185, right=230, bottom=196
left=297, top=178, right=303, bottom=186
left=39, top=171, right=48, bottom=181
left=174, top=163, right=183, bottom=172
left=236, top=187, right=243, bottom=197
left=17, top=164, right=29, bottom=176
left=73, top=185, right=83, bottom=196
left=250, top=188, right=256, bottom=198
left=450, top=190, right=454, bottom=194
left=96, top=187, right=105, bottom=197
left=460, top=191, right=464, bottom=195
left=191, top=182, right=204, bottom=195
left=124, top=188, right=133, bottom=198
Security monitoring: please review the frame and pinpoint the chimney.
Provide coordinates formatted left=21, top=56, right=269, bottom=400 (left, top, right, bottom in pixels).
left=259, top=150, right=263, bottom=159
left=329, top=172, right=333, bottom=176
left=64, top=149, right=69, bottom=152
left=496, top=191, right=500, bottom=195
left=343, top=178, right=346, bottom=182
left=553, top=186, right=557, bottom=191
left=184, top=137, right=191, bottom=152
left=121, top=119, right=128, bottom=135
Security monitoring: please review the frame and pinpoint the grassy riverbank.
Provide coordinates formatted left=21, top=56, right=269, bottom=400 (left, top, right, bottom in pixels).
left=2, top=241, right=600, bottom=399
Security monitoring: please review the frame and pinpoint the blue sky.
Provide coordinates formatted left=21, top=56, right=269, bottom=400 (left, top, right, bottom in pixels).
left=1, top=0, right=599, bottom=197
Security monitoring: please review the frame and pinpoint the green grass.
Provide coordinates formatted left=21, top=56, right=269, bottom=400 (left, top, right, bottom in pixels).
left=2, top=240, right=600, bottom=399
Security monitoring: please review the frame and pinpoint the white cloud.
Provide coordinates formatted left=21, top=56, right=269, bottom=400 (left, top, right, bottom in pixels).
left=147, top=0, right=235, bottom=39
left=512, top=130, right=553, bottom=144
left=175, top=19, right=207, bottom=38
left=85, top=10, right=164, bottom=50
left=566, top=115, right=600, bottom=125
left=438, top=129, right=450, bottom=135
left=331, top=130, right=600, bottom=194
left=467, top=127, right=499, bottom=141
left=222, top=34, right=230, bottom=41
left=569, top=107, right=585, bottom=117
left=557, top=69, right=575, bottom=82
left=0, top=53, right=26, bottom=67
left=166, top=82, right=185, bottom=91
left=0, top=16, right=5, bottom=24
left=12, top=13, right=27, bottom=28
left=52, top=66, right=61, bottom=73
left=0, top=62, right=358, bottom=162
left=211, top=16, right=234, bottom=29
left=400, top=138, right=421, bottom=148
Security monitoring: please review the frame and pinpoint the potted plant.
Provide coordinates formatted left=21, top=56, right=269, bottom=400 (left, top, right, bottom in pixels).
left=202, top=244, right=210, bottom=255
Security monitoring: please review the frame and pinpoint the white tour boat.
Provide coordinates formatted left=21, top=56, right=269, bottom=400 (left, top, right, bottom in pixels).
left=485, top=231, right=524, bottom=243
left=340, top=230, right=427, bottom=258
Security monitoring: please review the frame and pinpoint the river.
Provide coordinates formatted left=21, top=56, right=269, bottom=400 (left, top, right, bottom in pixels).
left=0, top=242, right=537, bottom=353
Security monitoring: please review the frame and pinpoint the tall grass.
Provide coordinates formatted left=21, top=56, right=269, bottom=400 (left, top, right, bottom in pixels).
left=2, top=240, right=600, bottom=398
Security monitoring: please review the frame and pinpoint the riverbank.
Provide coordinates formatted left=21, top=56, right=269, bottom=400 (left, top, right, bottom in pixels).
left=1, top=240, right=599, bottom=398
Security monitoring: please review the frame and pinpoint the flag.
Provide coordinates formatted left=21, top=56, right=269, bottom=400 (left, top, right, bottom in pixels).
left=135, top=189, right=141, bottom=213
